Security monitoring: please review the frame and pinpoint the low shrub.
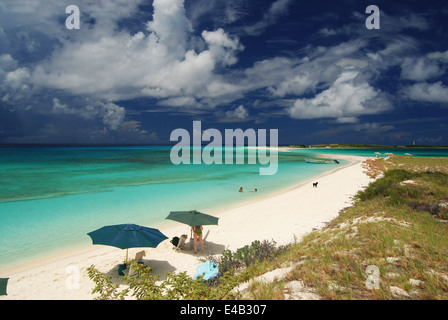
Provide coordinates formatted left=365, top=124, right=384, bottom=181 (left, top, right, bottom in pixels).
left=87, top=239, right=282, bottom=300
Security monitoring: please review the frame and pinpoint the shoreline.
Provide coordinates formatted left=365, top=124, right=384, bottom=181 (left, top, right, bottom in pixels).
left=1, top=153, right=372, bottom=299
left=0, top=152, right=356, bottom=275
left=0, top=149, right=348, bottom=275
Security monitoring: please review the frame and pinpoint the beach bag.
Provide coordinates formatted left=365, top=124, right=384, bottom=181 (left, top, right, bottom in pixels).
left=170, top=236, right=179, bottom=247
left=118, top=263, right=127, bottom=276
left=193, top=260, right=219, bottom=281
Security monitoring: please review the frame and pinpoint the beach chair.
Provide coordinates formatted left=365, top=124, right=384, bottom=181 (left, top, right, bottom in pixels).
left=134, top=250, right=146, bottom=263
left=121, top=264, right=138, bottom=277
left=173, top=234, right=188, bottom=251
left=119, top=251, right=147, bottom=276
left=122, top=261, right=147, bottom=277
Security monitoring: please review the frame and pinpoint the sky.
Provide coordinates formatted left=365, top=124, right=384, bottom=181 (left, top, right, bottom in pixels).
left=0, top=0, right=447, bottom=146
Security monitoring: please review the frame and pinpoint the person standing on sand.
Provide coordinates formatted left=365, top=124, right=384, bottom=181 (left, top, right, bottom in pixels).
left=191, top=225, right=203, bottom=254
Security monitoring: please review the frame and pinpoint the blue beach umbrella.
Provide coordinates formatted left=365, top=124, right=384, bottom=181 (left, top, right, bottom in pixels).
left=87, top=223, right=168, bottom=261
left=0, top=278, right=8, bottom=296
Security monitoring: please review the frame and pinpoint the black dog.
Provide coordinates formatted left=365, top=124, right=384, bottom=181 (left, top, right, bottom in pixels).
left=312, top=182, right=318, bottom=188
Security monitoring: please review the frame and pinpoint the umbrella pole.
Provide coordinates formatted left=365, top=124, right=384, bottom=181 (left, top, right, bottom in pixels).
left=126, top=248, right=128, bottom=263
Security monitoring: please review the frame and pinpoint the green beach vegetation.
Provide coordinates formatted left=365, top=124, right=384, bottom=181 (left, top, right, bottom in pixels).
left=88, top=155, right=448, bottom=300
left=248, top=155, right=448, bottom=300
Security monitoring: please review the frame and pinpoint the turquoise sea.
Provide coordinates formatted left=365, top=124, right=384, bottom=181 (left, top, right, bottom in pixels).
left=0, top=146, right=447, bottom=271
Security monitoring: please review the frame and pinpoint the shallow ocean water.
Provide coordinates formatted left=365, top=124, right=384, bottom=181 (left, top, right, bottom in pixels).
left=1, top=146, right=446, bottom=269
left=0, top=146, right=341, bottom=269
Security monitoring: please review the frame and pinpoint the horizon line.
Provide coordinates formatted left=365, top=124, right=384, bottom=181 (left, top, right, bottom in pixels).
left=1, top=143, right=448, bottom=148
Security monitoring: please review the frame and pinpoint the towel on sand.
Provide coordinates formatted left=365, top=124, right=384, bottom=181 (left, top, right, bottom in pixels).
left=193, top=261, right=218, bottom=281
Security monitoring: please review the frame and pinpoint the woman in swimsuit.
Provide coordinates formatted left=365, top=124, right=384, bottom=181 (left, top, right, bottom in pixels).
left=191, top=225, right=203, bottom=254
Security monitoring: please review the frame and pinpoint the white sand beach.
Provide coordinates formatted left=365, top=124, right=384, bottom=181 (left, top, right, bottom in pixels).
left=1, top=154, right=373, bottom=300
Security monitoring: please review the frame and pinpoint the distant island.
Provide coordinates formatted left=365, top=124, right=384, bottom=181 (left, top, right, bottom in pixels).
left=285, top=144, right=448, bottom=149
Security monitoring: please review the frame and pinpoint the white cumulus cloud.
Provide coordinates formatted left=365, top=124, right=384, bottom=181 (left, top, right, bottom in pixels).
left=400, top=51, right=448, bottom=81
left=30, top=0, right=244, bottom=110
left=288, top=68, right=387, bottom=121
left=403, top=81, right=448, bottom=103
left=225, top=105, right=248, bottom=119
